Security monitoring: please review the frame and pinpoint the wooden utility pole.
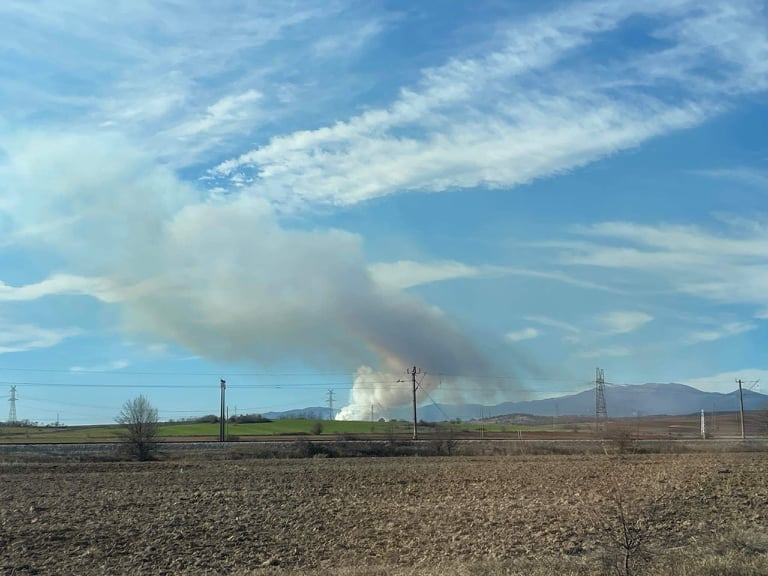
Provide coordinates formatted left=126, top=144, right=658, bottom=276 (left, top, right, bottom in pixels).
left=409, top=366, right=421, bottom=440
left=737, top=378, right=745, bottom=440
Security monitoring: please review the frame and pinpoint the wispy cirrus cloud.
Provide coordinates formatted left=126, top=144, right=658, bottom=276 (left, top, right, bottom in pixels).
left=368, top=260, right=500, bottom=290
left=212, top=1, right=768, bottom=209
left=0, top=320, right=80, bottom=354
left=0, top=1, right=388, bottom=167
left=524, top=315, right=580, bottom=334
left=167, top=90, right=263, bottom=141
left=689, top=322, right=756, bottom=343
left=369, top=259, right=618, bottom=291
left=555, top=218, right=768, bottom=312
left=696, top=167, right=768, bottom=190
left=505, top=328, right=541, bottom=342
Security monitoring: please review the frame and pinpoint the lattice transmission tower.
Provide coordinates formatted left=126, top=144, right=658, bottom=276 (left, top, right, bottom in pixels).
left=595, top=368, right=607, bottom=432
left=8, top=385, right=17, bottom=423
left=326, top=389, right=335, bottom=421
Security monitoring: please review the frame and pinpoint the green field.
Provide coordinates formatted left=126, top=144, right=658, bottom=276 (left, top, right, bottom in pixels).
left=0, top=417, right=555, bottom=443
left=0, top=425, right=121, bottom=443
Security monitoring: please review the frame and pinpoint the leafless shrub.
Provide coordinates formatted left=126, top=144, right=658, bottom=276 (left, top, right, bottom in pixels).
left=604, top=424, right=637, bottom=457
left=600, top=491, right=655, bottom=575
left=429, top=432, right=457, bottom=456
left=115, top=395, right=158, bottom=461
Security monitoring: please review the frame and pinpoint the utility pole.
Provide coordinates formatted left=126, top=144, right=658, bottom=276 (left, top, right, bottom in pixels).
left=8, top=386, right=17, bottom=424
left=595, top=368, right=607, bottom=433
left=326, top=389, right=335, bottom=421
left=219, top=379, right=226, bottom=442
left=408, top=366, right=421, bottom=440
left=737, top=378, right=745, bottom=440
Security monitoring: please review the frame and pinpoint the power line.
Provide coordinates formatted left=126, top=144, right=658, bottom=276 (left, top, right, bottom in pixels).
left=0, top=365, right=764, bottom=387
left=0, top=378, right=583, bottom=392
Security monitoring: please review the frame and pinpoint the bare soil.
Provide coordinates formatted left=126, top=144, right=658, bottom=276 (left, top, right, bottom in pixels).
left=1, top=452, right=767, bottom=575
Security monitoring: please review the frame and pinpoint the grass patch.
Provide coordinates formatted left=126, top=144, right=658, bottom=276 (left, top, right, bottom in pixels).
left=158, top=419, right=415, bottom=437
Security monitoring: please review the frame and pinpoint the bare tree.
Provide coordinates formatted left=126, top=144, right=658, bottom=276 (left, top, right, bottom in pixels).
left=116, top=395, right=159, bottom=460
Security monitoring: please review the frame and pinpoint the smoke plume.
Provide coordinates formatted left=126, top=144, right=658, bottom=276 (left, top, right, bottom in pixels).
left=1, top=132, right=526, bottom=416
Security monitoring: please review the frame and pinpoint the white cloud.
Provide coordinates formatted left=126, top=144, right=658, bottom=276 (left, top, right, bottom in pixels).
left=599, top=310, right=653, bottom=334
left=70, top=360, right=130, bottom=373
left=0, top=1, right=381, bottom=167
left=0, top=274, right=134, bottom=303
left=689, top=322, right=755, bottom=343
left=684, top=369, right=765, bottom=394
left=505, top=327, right=541, bottom=342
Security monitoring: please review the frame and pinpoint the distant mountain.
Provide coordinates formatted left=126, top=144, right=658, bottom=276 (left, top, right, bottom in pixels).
left=262, top=406, right=330, bottom=420
left=414, top=383, right=768, bottom=421
left=267, top=383, right=768, bottom=422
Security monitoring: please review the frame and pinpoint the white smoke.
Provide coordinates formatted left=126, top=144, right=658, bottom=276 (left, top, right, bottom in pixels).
left=336, top=366, right=406, bottom=421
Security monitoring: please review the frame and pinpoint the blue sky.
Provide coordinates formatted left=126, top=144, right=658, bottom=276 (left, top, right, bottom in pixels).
left=1, top=0, right=768, bottom=424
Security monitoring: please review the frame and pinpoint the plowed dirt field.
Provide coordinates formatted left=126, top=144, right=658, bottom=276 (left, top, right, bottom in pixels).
left=1, top=452, right=767, bottom=575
